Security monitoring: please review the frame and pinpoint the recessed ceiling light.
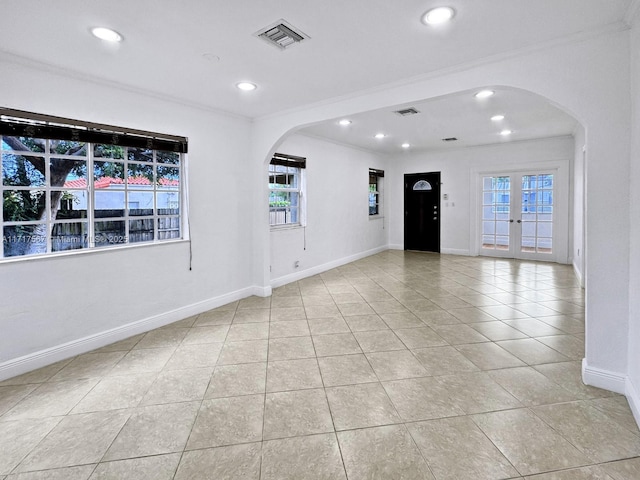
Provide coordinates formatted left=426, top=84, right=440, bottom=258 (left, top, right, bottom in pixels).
left=401, top=143, right=411, bottom=149
left=422, top=7, right=456, bottom=25
left=236, top=82, right=257, bottom=91
left=475, top=90, right=495, bottom=99
left=339, top=119, right=352, bottom=126
left=202, top=53, right=221, bottom=63
left=374, top=133, right=386, bottom=139
left=491, top=115, right=505, bottom=121
left=500, top=129, right=513, bottom=136
left=90, top=27, right=123, bottom=43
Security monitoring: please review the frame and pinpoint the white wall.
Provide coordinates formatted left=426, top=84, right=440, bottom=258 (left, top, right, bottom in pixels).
left=627, top=13, right=640, bottom=425
left=386, top=137, right=574, bottom=261
left=270, top=134, right=387, bottom=286
left=572, top=125, right=586, bottom=285
left=0, top=59, right=255, bottom=377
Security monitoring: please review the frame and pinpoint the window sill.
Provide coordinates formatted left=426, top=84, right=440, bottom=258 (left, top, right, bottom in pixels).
left=270, top=224, right=304, bottom=231
left=369, top=215, right=384, bottom=221
left=0, top=238, right=190, bottom=266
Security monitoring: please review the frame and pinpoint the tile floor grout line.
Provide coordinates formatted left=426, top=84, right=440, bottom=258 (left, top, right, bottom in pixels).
left=318, top=275, right=357, bottom=480
left=5, top=253, right=637, bottom=479
left=258, top=315, right=272, bottom=479
left=525, top=402, right=611, bottom=466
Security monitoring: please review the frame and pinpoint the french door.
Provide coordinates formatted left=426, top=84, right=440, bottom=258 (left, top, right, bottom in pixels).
left=480, top=172, right=556, bottom=261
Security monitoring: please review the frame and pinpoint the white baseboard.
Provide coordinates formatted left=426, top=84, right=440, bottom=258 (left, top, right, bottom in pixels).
left=251, top=285, right=272, bottom=297
left=441, top=248, right=471, bottom=256
left=582, top=358, right=627, bottom=394
left=271, top=245, right=388, bottom=288
left=0, top=285, right=259, bottom=382
left=573, top=260, right=585, bottom=287
left=626, top=376, right=640, bottom=429
left=387, top=245, right=469, bottom=256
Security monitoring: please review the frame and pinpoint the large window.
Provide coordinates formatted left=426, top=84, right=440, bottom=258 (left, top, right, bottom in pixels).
left=1, top=109, right=187, bottom=259
left=369, top=168, right=384, bottom=216
left=269, top=153, right=306, bottom=227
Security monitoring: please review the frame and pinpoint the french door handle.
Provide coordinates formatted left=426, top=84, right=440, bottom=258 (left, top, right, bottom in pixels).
left=509, top=219, right=514, bottom=223
left=517, top=219, right=522, bottom=224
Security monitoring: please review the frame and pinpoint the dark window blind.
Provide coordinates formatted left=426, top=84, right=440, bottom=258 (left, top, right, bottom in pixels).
left=0, top=108, right=188, bottom=153
left=270, top=152, right=306, bottom=169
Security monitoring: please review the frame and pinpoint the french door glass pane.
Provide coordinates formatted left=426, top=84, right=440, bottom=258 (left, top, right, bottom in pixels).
left=482, top=176, right=510, bottom=250
left=521, top=174, right=553, bottom=254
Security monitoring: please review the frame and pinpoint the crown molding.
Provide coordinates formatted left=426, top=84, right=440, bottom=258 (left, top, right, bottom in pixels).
left=0, top=49, right=250, bottom=122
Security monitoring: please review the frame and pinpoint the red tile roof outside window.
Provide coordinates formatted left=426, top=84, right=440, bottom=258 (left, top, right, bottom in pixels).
left=63, top=177, right=179, bottom=189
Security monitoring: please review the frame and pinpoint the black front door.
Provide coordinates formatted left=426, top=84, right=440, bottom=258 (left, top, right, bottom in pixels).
left=404, top=172, right=441, bottom=252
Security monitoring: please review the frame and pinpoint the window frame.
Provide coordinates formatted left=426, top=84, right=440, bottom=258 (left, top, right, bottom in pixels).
left=269, top=153, right=306, bottom=228
left=369, top=168, right=384, bottom=217
left=1, top=109, right=187, bottom=260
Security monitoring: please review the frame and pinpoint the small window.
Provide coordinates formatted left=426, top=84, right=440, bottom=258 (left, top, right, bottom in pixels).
left=369, top=168, right=384, bottom=216
left=412, top=180, right=432, bottom=191
left=269, top=153, right=306, bottom=227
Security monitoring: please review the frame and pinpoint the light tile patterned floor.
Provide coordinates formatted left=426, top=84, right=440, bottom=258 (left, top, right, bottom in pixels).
left=1, top=251, right=639, bottom=479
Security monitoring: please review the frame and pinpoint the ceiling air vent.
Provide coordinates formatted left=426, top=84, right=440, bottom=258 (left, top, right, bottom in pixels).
left=256, top=20, right=308, bottom=50
left=442, top=137, right=458, bottom=142
left=394, top=107, right=420, bottom=117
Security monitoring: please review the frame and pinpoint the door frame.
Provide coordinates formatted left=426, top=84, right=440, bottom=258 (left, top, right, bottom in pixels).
left=404, top=172, right=441, bottom=253
left=469, top=160, right=571, bottom=263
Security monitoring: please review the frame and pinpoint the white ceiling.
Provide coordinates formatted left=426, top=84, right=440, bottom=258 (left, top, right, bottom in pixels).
left=1, top=0, right=633, bottom=152
left=300, top=87, right=578, bottom=154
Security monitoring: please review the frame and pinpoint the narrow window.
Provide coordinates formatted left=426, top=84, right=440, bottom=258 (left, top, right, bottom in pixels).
left=369, top=168, right=384, bottom=216
left=269, top=153, right=306, bottom=227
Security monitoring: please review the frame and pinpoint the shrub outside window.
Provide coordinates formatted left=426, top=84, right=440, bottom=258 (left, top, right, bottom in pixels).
left=1, top=109, right=187, bottom=259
